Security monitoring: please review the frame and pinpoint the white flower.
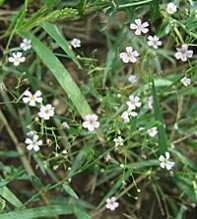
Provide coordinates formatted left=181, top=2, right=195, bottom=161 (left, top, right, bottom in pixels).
left=130, top=19, right=149, bottom=35
left=22, top=90, right=42, bottom=106
left=114, top=136, right=124, bottom=148
left=20, top=38, right=32, bottom=51
left=8, top=52, right=25, bottom=66
left=70, top=38, right=81, bottom=48
left=128, top=74, right=138, bottom=84
left=127, top=95, right=142, bottom=111
left=147, top=35, right=162, bottom=49
left=62, top=121, right=70, bottom=129
left=105, top=197, right=119, bottom=211
left=128, top=110, right=138, bottom=117
left=121, top=111, right=130, bottom=123
left=147, top=96, right=153, bottom=110
left=181, top=76, right=191, bottom=87
left=166, top=2, right=177, bottom=14
left=25, top=134, right=42, bottom=152
left=120, top=47, right=139, bottom=63
left=147, top=127, right=158, bottom=137
left=38, top=104, right=55, bottom=120
left=82, top=114, right=100, bottom=131
left=159, top=152, right=175, bottom=170
left=175, top=44, right=193, bottom=62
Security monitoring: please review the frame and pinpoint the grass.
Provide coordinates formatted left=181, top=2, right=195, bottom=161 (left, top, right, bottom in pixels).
left=0, top=0, right=197, bottom=219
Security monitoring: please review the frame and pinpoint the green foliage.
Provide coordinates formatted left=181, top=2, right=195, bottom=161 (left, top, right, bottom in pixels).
left=0, top=0, right=197, bottom=218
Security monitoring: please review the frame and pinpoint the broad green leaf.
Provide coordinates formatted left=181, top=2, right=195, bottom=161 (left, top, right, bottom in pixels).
left=42, top=22, right=82, bottom=69
left=152, top=80, right=168, bottom=153
left=20, top=32, right=92, bottom=118
left=0, top=205, right=72, bottom=219
left=0, top=186, right=23, bottom=208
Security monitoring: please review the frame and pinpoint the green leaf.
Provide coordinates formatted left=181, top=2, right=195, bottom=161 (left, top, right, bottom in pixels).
left=62, top=183, right=79, bottom=199
left=118, top=0, right=153, bottom=8
left=20, top=32, right=92, bottom=118
left=42, top=22, right=82, bottom=69
left=68, top=147, right=94, bottom=178
left=0, top=205, right=72, bottom=219
left=73, top=206, right=92, bottom=219
left=152, top=80, right=168, bottom=153
left=0, top=186, right=23, bottom=208
left=170, top=148, right=197, bottom=171
left=0, top=197, right=6, bottom=212
left=173, top=175, right=197, bottom=203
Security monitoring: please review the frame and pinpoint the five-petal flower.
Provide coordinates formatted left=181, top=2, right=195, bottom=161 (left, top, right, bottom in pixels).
left=175, top=44, right=193, bottom=62
left=159, top=152, right=175, bottom=170
left=25, top=134, right=42, bottom=152
left=120, top=47, right=139, bottom=63
left=22, top=90, right=43, bottom=107
left=130, top=19, right=149, bottom=35
left=8, top=52, right=25, bottom=66
left=82, top=114, right=100, bottom=131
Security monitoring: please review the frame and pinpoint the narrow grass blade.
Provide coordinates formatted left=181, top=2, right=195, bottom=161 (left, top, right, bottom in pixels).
left=0, top=205, right=72, bottom=219
left=173, top=175, right=197, bottom=203
left=20, top=32, right=92, bottom=117
left=42, top=21, right=82, bottom=69
left=152, top=80, right=168, bottom=153
left=62, top=183, right=79, bottom=199
left=0, top=186, right=23, bottom=208
left=119, top=0, right=153, bottom=8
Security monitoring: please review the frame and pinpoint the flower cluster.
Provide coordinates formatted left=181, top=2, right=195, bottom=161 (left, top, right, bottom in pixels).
left=8, top=38, right=31, bottom=66
left=22, top=89, right=55, bottom=120
left=113, top=136, right=124, bottom=150
left=120, top=6, right=193, bottom=66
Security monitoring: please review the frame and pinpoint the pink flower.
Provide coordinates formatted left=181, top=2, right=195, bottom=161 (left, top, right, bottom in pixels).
left=175, top=44, right=193, bottom=62
left=120, top=47, right=139, bottom=63
left=82, top=114, right=100, bottom=131
left=105, top=197, right=119, bottom=211
left=130, top=19, right=149, bottom=35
